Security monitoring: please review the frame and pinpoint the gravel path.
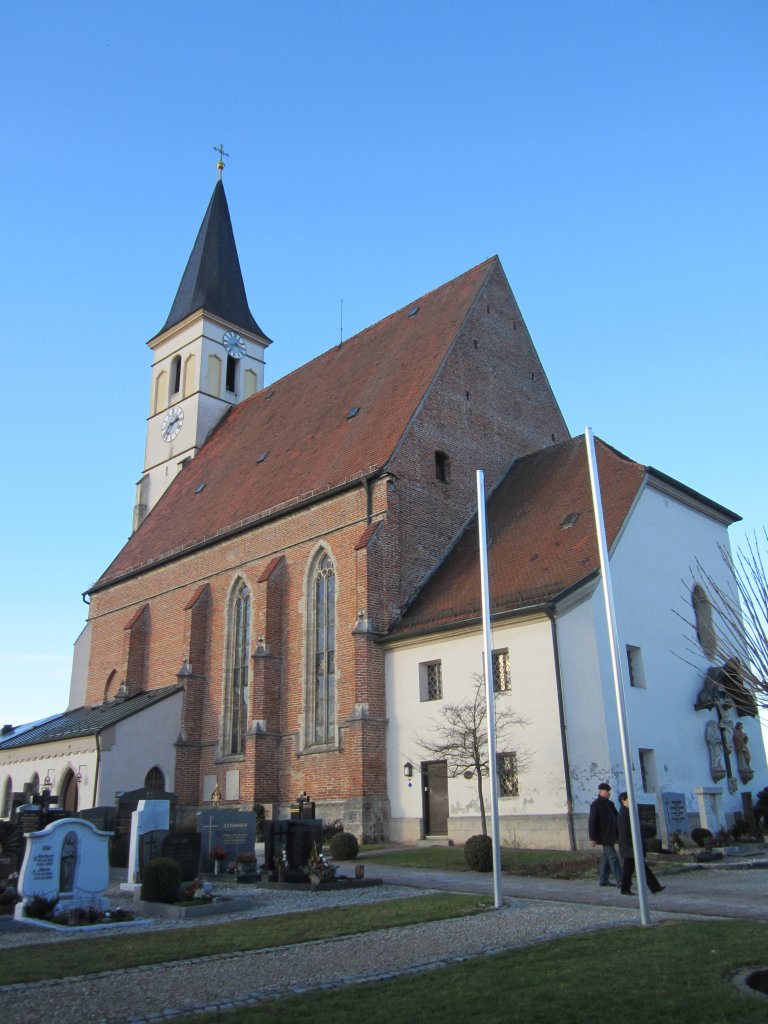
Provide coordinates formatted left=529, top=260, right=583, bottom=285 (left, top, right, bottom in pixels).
left=2, top=894, right=647, bottom=1024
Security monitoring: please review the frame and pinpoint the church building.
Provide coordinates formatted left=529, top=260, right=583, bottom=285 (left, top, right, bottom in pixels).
left=2, top=173, right=765, bottom=845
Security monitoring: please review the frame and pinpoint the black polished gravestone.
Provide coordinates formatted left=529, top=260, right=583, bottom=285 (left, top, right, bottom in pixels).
left=638, top=803, right=657, bottom=839
left=196, top=809, right=257, bottom=873
left=264, top=819, right=323, bottom=882
left=79, top=806, right=116, bottom=834
left=138, top=829, right=170, bottom=880
left=161, top=831, right=202, bottom=882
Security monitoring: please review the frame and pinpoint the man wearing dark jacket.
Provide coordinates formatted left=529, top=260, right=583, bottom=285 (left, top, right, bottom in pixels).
left=588, top=782, right=622, bottom=886
left=617, top=791, right=665, bottom=895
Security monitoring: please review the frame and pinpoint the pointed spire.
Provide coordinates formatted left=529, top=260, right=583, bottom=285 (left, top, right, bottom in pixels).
left=160, top=180, right=271, bottom=341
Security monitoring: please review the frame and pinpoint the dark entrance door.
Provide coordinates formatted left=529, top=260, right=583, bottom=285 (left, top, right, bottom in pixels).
left=422, top=760, right=449, bottom=835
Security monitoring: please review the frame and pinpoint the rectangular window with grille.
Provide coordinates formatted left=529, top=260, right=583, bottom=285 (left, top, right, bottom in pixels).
left=497, top=751, right=519, bottom=797
left=626, top=645, right=646, bottom=688
left=492, top=649, right=511, bottom=693
left=419, top=661, right=443, bottom=701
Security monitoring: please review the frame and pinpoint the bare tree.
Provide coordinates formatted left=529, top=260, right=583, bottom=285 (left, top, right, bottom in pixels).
left=415, top=675, right=529, bottom=836
left=682, top=529, right=768, bottom=710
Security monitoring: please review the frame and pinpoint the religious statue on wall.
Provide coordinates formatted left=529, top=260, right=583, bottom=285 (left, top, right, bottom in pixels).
left=705, top=719, right=726, bottom=781
left=733, top=722, right=754, bottom=783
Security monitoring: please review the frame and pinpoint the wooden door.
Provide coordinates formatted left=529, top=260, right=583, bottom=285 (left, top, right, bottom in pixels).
left=422, top=760, right=449, bottom=835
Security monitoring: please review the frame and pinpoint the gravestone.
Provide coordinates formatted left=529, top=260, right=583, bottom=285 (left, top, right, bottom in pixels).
left=126, top=800, right=171, bottom=884
left=660, top=790, right=690, bottom=847
left=17, top=818, right=111, bottom=915
left=161, top=831, right=202, bottom=882
left=114, top=788, right=177, bottom=868
left=17, top=804, right=44, bottom=835
left=196, top=809, right=257, bottom=873
left=80, top=806, right=116, bottom=834
left=139, top=829, right=169, bottom=880
left=638, top=803, right=657, bottom=839
left=264, top=819, right=323, bottom=881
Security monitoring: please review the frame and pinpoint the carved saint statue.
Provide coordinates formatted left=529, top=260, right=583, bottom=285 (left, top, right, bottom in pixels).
left=733, top=722, right=753, bottom=780
left=705, top=719, right=726, bottom=780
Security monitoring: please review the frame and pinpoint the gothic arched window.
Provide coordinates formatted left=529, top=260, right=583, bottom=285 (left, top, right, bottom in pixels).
left=309, top=552, right=336, bottom=746
left=145, top=766, right=165, bottom=792
left=226, top=580, right=251, bottom=755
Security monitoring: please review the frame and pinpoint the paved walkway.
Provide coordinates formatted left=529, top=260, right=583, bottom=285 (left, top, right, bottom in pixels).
left=2, top=857, right=766, bottom=1024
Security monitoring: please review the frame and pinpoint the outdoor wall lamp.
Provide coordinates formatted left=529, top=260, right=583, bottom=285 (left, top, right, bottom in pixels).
left=403, top=762, right=414, bottom=779
left=76, top=765, right=87, bottom=783
left=43, top=768, right=55, bottom=788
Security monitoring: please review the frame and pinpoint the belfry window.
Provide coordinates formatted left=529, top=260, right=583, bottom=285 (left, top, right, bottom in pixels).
left=310, top=552, right=336, bottom=745
left=170, top=355, right=182, bottom=397
left=226, top=581, right=251, bottom=755
left=226, top=355, right=238, bottom=394
left=435, top=451, right=450, bottom=482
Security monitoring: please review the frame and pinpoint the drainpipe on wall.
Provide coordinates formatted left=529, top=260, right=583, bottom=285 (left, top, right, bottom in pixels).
left=546, top=605, right=576, bottom=852
left=92, top=732, right=101, bottom=809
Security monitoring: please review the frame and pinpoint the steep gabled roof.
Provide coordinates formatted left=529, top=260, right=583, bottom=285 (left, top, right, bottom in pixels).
left=0, top=685, right=183, bottom=750
left=388, top=436, right=647, bottom=637
left=159, top=180, right=271, bottom=342
left=92, top=257, right=499, bottom=590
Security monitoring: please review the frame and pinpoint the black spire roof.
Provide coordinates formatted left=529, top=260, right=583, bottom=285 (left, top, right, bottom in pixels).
left=160, top=180, right=271, bottom=342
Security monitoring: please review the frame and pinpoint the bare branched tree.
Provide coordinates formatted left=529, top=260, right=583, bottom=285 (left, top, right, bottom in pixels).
left=680, top=529, right=768, bottom=710
left=415, top=675, right=529, bottom=836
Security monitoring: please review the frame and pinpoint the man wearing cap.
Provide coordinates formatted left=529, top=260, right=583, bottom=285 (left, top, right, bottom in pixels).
left=588, top=782, right=622, bottom=887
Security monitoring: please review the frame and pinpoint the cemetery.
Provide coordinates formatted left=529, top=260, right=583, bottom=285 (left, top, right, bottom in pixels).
left=0, top=786, right=381, bottom=929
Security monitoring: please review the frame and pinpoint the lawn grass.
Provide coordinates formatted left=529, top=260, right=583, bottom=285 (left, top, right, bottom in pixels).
left=364, top=845, right=598, bottom=878
left=181, top=919, right=768, bottom=1024
left=0, top=893, right=488, bottom=986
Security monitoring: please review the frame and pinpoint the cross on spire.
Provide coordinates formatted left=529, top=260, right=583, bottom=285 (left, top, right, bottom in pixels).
left=213, top=144, right=230, bottom=180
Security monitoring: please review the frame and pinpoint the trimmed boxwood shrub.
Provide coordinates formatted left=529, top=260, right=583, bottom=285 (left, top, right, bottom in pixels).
left=464, top=834, right=493, bottom=872
left=329, top=831, right=359, bottom=860
left=141, top=857, right=182, bottom=904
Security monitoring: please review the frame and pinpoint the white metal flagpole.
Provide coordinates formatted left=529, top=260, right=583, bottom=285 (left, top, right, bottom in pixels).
left=476, top=469, right=503, bottom=910
left=584, top=428, right=650, bottom=927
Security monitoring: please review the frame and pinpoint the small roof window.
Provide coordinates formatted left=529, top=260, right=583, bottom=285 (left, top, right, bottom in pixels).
left=346, top=407, right=360, bottom=419
left=256, top=450, right=269, bottom=463
left=561, top=512, right=580, bottom=529
left=195, top=483, right=206, bottom=494
left=407, top=305, right=420, bottom=318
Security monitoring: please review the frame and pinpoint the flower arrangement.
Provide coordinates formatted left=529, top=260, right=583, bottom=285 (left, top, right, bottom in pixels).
left=211, top=844, right=228, bottom=874
left=307, top=842, right=336, bottom=883
left=180, top=878, right=214, bottom=902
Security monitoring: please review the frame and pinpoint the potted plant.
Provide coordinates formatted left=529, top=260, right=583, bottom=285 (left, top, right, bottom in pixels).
left=211, top=845, right=228, bottom=874
left=235, top=851, right=259, bottom=882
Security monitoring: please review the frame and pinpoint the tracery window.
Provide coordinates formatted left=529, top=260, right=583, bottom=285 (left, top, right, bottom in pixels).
left=310, top=552, right=336, bottom=745
left=226, top=580, right=251, bottom=755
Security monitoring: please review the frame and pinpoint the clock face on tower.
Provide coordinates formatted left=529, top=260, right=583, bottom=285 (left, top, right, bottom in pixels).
left=161, top=405, right=184, bottom=443
left=223, top=330, right=246, bottom=359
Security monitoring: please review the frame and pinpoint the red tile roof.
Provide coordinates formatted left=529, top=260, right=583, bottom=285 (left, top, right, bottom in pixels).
left=93, top=257, right=498, bottom=589
left=388, top=436, right=647, bottom=636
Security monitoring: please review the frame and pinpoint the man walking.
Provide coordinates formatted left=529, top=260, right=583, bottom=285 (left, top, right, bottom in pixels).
left=588, top=782, right=622, bottom=887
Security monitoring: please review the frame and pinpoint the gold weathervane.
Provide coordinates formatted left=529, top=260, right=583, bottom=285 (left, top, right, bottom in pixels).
left=214, top=144, right=230, bottom=180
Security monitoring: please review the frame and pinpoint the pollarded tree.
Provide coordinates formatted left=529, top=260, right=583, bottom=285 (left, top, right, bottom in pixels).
left=416, top=675, right=529, bottom=836
left=682, top=529, right=768, bottom=711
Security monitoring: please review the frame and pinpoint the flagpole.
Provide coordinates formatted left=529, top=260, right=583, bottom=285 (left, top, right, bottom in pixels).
left=476, top=469, right=503, bottom=909
left=584, top=428, right=650, bottom=926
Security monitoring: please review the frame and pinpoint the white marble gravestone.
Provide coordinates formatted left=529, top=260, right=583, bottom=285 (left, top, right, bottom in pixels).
left=16, top=817, right=111, bottom=916
left=126, top=799, right=170, bottom=885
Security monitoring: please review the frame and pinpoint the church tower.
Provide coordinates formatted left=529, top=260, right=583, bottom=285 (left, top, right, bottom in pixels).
left=133, top=168, right=271, bottom=530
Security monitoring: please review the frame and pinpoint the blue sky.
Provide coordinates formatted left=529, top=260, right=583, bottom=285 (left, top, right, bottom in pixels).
left=2, top=1, right=767, bottom=727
